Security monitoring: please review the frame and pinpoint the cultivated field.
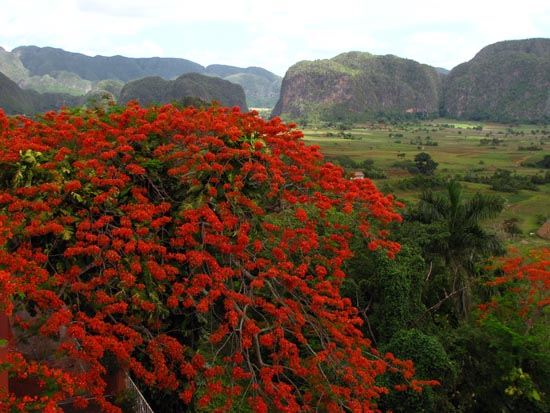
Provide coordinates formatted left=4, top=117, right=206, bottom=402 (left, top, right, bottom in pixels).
left=301, top=119, right=550, bottom=248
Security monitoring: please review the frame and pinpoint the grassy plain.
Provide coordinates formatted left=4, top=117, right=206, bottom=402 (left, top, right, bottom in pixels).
left=300, top=119, right=550, bottom=248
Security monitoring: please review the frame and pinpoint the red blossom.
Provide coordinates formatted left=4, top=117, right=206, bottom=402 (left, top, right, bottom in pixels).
left=0, top=102, right=418, bottom=412
left=479, top=248, right=550, bottom=321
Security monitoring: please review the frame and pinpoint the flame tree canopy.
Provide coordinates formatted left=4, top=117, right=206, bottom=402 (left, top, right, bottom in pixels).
left=0, top=101, right=432, bottom=413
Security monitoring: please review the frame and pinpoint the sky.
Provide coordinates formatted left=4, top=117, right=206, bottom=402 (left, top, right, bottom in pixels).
left=1, top=0, right=550, bottom=76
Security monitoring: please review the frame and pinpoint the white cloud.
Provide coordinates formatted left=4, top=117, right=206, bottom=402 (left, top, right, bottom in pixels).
left=0, top=0, right=549, bottom=74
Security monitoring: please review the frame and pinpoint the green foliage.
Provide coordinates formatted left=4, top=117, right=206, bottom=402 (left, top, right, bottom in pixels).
left=463, top=168, right=549, bottom=191
left=342, top=246, right=426, bottom=342
left=383, top=174, right=447, bottom=192
left=408, top=180, right=505, bottom=320
left=502, top=218, right=523, bottom=235
left=489, top=169, right=539, bottom=192
left=413, top=180, right=505, bottom=266
left=535, top=154, right=550, bottom=169
left=414, top=152, right=438, bottom=175
left=303, top=118, right=550, bottom=412
left=446, top=316, right=550, bottom=412
left=379, top=329, right=457, bottom=413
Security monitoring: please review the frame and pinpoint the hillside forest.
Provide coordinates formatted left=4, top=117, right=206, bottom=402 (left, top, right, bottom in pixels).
left=0, top=37, right=549, bottom=413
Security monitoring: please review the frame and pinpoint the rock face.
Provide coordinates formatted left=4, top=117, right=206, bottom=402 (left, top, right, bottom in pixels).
left=442, top=38, right=550, bottom=122
left=118, top=73, right=248, bottom=111
left=272, top=52, right=443, bottom=119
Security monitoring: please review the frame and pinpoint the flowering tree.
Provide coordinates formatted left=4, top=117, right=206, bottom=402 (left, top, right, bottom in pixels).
left=481, top=248, right=550, bottom=320
left=474, top=248, right=550, bottom=411
left=0, top=102, right=430, bottom=412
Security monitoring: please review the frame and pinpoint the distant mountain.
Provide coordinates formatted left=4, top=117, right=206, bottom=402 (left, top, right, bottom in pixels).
left=0, top=71, right=81, bottom=115
left=0, top=46, right=29, bottom=84
left=118, top=73, right=248, bottom=111
left=205, top=64, right=275, bottom=80
left=206, top=65, right=281, bottom=107
left=0, top=68, right=248, bottom=115
left=0, top=60, right=248, bottom=115
left=442, top=38, right=550, bottom=122
left=3, top=40, right=550, bottom=122
left=272, top=51, right=442, bottom=120
left=13, top=46, right=204, bottom=82
left=0, top=71, right=36, bottom=114
left=1, top=47, right=95, bottom=96
left=273, top=39, right=550, bottom=123
left=6, top=46, right=281, bottom=109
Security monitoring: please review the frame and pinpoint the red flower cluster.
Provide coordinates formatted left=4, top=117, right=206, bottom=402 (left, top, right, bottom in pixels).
left=0, top=102, right=419, bottom=412
left=480, top=248, right=550, bottom=320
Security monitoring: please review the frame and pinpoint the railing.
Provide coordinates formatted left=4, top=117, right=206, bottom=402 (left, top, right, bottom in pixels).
left=125, top=374, right=155, bottom=413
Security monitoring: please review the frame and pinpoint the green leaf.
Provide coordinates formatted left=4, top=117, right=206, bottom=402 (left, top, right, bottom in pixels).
left=71, top=192, right=83, bottom=203
left=61, top=227, right=74, bottom=241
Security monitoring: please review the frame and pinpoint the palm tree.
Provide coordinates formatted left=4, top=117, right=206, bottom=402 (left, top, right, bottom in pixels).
left=414, top=180, right=505, bottom=316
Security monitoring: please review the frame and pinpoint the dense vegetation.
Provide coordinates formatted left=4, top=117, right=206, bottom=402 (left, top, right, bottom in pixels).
left=302, top=117, right=550, bottom=412
left=0, top=100, right=548, bottom=413
left=0, top=101, right=441, bottom=412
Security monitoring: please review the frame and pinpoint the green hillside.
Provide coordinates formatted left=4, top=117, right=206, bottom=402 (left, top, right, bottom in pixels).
left=272, top=51, right=442, bottom=121
left=118, top=73, right=248, bottom=110
left=443, top=38, right=550, bottom=122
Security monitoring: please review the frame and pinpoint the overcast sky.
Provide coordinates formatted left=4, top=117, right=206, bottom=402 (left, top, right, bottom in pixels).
left=1, top=0, right=549, bottom=76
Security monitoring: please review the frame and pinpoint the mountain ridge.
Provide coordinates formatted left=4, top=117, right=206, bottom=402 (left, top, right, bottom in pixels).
left=273, top=38, right=550, bottom=123
left=118, top=72, right=248, bottom=110
left=4, top=46, right=281, bottom=109
left=272, top=51, right=443, bottom=120
left=2, top=39, right=550, bottom=122
left=441, top=38, right=550, bottom=122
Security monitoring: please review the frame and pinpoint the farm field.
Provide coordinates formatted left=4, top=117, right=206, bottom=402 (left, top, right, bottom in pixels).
left=301, top=119, right=550, bottom=247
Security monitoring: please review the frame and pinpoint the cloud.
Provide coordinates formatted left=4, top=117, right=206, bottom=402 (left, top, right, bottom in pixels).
left=0, top=0, right=549, bottom=75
